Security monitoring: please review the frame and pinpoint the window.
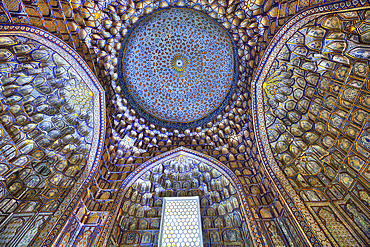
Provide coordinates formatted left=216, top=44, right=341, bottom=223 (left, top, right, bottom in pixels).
left=159, top=196, right=203, bottom=247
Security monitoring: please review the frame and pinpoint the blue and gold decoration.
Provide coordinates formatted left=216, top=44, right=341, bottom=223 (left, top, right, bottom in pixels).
left=172, top=54, right=188, bottom=72
left=0, top=0, right=370, bottom=246
left=118, top=8, right=237, bottom=129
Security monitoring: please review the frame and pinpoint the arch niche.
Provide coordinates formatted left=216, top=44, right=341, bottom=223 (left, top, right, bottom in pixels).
left=251, top=3, right=370, bottom=247
left=102, top=147, right=260, bottom=246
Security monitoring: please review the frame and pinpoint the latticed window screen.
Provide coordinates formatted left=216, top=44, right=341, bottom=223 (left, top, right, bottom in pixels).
left=159, top=196, right=203, bottom=247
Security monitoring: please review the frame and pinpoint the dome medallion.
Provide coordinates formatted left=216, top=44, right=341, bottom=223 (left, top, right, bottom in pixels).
left=118, top=8, right=237, bottom=129
left=172, top=54, right=188, bottom=72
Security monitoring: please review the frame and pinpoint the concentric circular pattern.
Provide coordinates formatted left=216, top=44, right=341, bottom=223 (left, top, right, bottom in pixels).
left=121, top=8, right=236, bottom=126
left=172, top=54, right=188, bottom=72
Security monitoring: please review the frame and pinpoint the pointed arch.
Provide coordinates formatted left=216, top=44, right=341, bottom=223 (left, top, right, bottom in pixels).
left=97, top=147, right=261, bottom=246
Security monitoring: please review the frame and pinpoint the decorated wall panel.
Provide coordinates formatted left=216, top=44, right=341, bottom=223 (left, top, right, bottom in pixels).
left=0, top=25, right=105, bottom=247
left=105, top=148, right=254, bottom=247
left=253, top=5, right=370, bottom=247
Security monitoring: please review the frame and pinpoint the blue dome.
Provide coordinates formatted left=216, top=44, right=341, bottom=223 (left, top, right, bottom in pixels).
left=119, top=8, right=237, bottom=128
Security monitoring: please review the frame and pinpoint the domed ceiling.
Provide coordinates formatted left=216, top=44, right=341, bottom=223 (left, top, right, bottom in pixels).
left=98, top=1, right=255, bottom=145
left=119, top=8, right=237, bottom=128
left=1, top=0, right=370, bottom=246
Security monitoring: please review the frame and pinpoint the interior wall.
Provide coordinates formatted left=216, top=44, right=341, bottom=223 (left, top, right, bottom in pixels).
left=253, top=6, right=370, bottom=247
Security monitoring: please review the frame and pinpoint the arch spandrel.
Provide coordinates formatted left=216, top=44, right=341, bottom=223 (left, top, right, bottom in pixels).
left=253, top=3, right=370, bottom=247
left=0, top=25, right=106, bottom=247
